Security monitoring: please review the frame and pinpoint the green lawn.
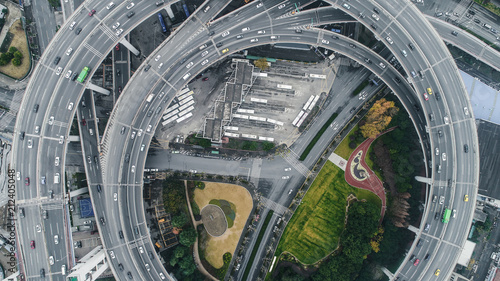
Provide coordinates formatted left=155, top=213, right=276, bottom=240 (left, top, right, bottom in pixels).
left=276, top=162, right=381, bottom=265
left=334, top=125, right=359, bottom=160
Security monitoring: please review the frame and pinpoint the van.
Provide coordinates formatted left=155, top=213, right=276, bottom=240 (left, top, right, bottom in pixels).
left=183, top=73, right=191, bottom=80
left=69, top=21, right=76, bottom=30
left=483, top=23, right=492, bottom=29
left=54, top=173, right=60, bottom=184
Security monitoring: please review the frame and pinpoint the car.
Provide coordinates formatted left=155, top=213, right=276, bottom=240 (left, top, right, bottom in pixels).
left=27, top=139, right=33, bottom=148
left=112, top=22, right=120, bottom=29
left=67, top=102, right=74, bottom=110
left=36, top=224, right=41, bottom=232
left=349, top=43, right=356, bottom=48
left=65, top=70, right=72, bottom=79
left=186, top=62, right=193, bottom=68
left=416, top=239, right=423, bottom=247
left=117, top=263, right=124, bottom=271
left=69, top=21, right=76, bottom=30
left=439, top=195, right=445, bottom=204
left=201, top=50, right=209, bottom=57
left=140, top=143, right=146, bottom=151
left=435, top=269, right=440, bottom=276
left=49, top=256, right=54, bottom=265
left=401, top=50, right=407, bottom=57
left=201, top=59, right=209, bottom=66
left=117, top=86, right=122, bottom=93
left=221, top=31, right=230, bottom=37
left=100, top=217, right=106, bottom=225
left=426, top=87, right=433, bottom=95
left=442, top=153, right=447, bottom=161
left=434, top=212, right=439, bottom=220
left=435, top=12, right=443, bottom=17
left=394, top=77, right=401, bottom=83
left=131, top=165, right=135, bottom=173
left=116, top=28, right=123, bottom=36
left=16, top=172, right=20, bottom=181
left=452, top=209, right=457, bottom=218
left=464, top=107, right=469, bottom=115
left=250, top=38, right=258, bottom=43
left=115, top=44, right=119, bottom=51
left=222, top=48, right=229, bottom=54
left=59, top=136, right=64, bottom=144
left=31, top=240, right=35, bottom=249
left=364, top=58, right=372, bottom=64
left=464, top=144, right=469, bottom=153
left=54, top=156, right=60, bottom=166
left=423, top=93, right=429, bottom=101
left=378, top=62, right=386, bottom=69
left=146, top=125, right=152, bottom=132
left=106, top=2, right=115, bottom=9
left=464, top=195, right=469, bottom=202
left=282, top=176, right=290, bottom=179
left=386, top=36, right=393, bottom=44
left=127, top=11, right=135, bottom=18
left=284, top=167, right=291, bottom=171
left=342, top=3, right=350, bottom=9
left=145, top=263, right=150, bottom=271
left=56, top=67, right=63, bottom=75
left=126, top=2, right=135, bottom=9
left=158, top=62, right=163, bottom=69
left=321, top=39, right=329, bottom=44
left=139, top=246, right=144, bottom=253
left=435, top=147, right=439, bottom=156
left=242, top=27, right=250, bottom=32
left=408, top=42, right=415, bottom=50
left=81, top=118, right=86, bottom=126
left=202, top=77, right=209, bottom=81
left=54, top=235, right=59, bottom=244
left=96, top=184, right=102, bottom=193
left=154, top=55, right=161, bottom=62
left=109, top=250, right=115, bottom=259
left=372, top=13, right=379, bottom=21
left=88, top=9, right=96, bottom=16
left=444, top=116, right=449, bottom=124
left=413, top=259, right=420, bottom=266
left=66, top=48, right=73, bottom=56
left=131, top=131, right=136, bottom=139
left=159, top=273, right=166, bottom=279
left=114, top=193, right=118, bottom=201
left=258, top=30, right=266, bottom=34
left=424, top=223, right=430, bottom=231
left=127, top=272, right=133, bottom=279
left=451, top=30, right=458, bottom=36
left=75, top=28, right=82, bottom=35
left=83, top=220, right=92, bottom=224
left=25, top=177, right=30, bottom=186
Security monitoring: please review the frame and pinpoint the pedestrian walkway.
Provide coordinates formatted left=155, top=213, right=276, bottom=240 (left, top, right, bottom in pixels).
left=328, top=152, right=347, bottom=171
left=344, top=127, right=396, bottom=220
left=280, top=149, right=310, bottom=177
left=260, top=196, right=288, bottom=215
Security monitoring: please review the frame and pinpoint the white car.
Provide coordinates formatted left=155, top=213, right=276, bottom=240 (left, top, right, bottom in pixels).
left=83, top=220, right=92, bottom=224
left=155, top=55, right=161, bottom=61
left=131, top=131, right=136, bottom=139
left=35, top=125, right=40, bottom=134
left=139, top=246, right=144, bottom=253
left=146, top=125, right=152, bottom=132
left=16, top=172, right=20, bottom=181
left=158, top=63, right=163, bottom=69
left=55, top=67, right=63, bottom=75
left=126, top=2, right=135, bottom=9
left=67, top=102, right=73, bottom=110
left=321, top=39, right=329, bottom=44
left=288, top=189, right=293, bottom=194
left=284, top=168, right=291, bottom=171
left=138, top=129, right=143, bottom=137
left=106, top=2, right=115, bottom=9
left=282, top=175, right=290, bottom=179
left=201, top=50, right=209, bottom=57
left=112, top=22, right=120, bottom=29
left=372, top=13, right=380, bottom=21
left=49, top=256, right=54, bottom=265
left=116, top=28, right=123, bottom=36
left=27, top=139, right=33, bottom=148
left=131, top=165, right=135, bottom=173
left=54, top=235, right=59, bottom=244
left=55, top=157, right=60, bottom=166
left=452, top=209, right=457, bottom=218
left=36, top=224, right=41, bottom=232
left=257, top=30, right=266, bottom=34
left=386, top=36, right=394, bottom=44
left=201, top=59, right=209, bottom=66
left=250, top=38, right=258, bottom=43
left=159, top=273, right=166, bottom=280
left=464, top=107, right=469, bottom=115
left=65, top=70, right=72, bottom=78
left=109, top=250, right=115, bottom=259
left=49, top=116, right=55, bottom=125
left=442, top=153, right=447, bottom=161
left=242, top=27, right=250, bottom=32
left=221, top=31, right=230, bottom=37
left=140, top=144, right=145, bottom=151
left=186, top=62, right=193, bottom=68
left=342, top=3, right=350, bottom=9
left=278, top=4, right=286, bottom=9
left=444, top=116, right=449, bottom=124
left=114, top=193, right=118, bottom=201
left=435, top=147, right=439, bottom=156
left=66, top=48, right=73, bottom=55
left=59, top=136, right=64, bottom=144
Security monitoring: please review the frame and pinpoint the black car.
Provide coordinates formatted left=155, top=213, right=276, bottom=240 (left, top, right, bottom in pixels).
left=424, top=254, right=430, bottom=261
left=373, top=7, right=380, bottom=14
left=75, top=28, right=82, bottom=35
left=216, top=42, right=223, bottom=47
left=97, top=184, right=101, bottom=193
left=33, top=104, right=39, bottom=113
left=100, top=217, right=105, bottom=225
left=371, top=24, right=377, bottom=30
left=416, top=239, right=423, bottom=247
left=349, top=107, right=356, bottom=113
left=54, top=56, right=61, bottom=65
left=410, top=254, right=415, bottom=262
left=127, top=272, right=133, bottom=279
left=118, top=263, right=124, bottom=271
left=144, top=64, right=151, bottom=72
left=20, top=131, right=25, bottom=140
left=464, top=144, right=469, bottom=153
left=127, top=11, right=135, bottom=18
left=124, top=153, right=130, bottom=163
left=71, top=72, right=78, bottom=81
left=209, top=31, right=215, bottom=36
left=40, top=269, right=45, bottom=278
left=434, top=212, right=440, bottom=220
left=147, top=110, right=153, bottom=117
left=414, top=104, right=420, bottom=111
left=408, top=43, right=415, bottom=50
left=451, top=31, right=458, bottom=36
left=119, top=230, right=124, bottom=239
left=435, top=92, right=441, bottom=100
left=394, top=77, right=401, bottom=83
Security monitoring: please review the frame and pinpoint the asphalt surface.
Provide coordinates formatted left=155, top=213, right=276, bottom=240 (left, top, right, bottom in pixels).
left=12, top=0, right=481, bottom=280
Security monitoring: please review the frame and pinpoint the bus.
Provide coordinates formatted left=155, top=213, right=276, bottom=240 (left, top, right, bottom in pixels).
left=77, top=67, right=89, bottom=83
left=442, top=208, right=451, bottom=223
left=157, top=13, right=167, bottom=33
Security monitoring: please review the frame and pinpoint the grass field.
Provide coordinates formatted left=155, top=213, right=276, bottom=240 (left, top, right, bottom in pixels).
left=276, top=162, right=381, bottom=265
left=334, top=125, right=359, bottom=160
left=194, top=182, right=253, bottom=268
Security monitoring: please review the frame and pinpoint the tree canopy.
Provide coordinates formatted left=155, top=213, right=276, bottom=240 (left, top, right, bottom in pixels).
left=172, top=212, right=188, bottom=228
left=360, top=98, right=399, bottom=139
left=179, top=227, right=197, bottom=247
left=254, top=58, right=269, bottom=71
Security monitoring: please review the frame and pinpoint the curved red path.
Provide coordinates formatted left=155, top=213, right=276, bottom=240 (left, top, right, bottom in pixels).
left=344, top=127, right=396, bottom=221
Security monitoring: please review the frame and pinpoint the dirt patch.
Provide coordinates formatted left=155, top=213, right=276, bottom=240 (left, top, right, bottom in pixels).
left=0, top=20, right=30, bottom=79
left=373, top=139, right=396, bottom=194
left=194, top=182, right=253, bottom=268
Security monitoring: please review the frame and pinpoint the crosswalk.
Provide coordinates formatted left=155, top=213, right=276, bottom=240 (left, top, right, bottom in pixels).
left=260, top=196, right=288, bottom=215
left=83, top=42, right=104, bottom=58
left=280, top=149, right=310, bottom=177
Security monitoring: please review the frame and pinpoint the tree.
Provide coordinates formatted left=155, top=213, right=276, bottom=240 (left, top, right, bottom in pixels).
left=14, top=51, right=23, bottom=60
left=172, top=212, right=188, bottom=228
left=11, top=58, right=20, bottom=66
left=170, top=256, right=179, bottom=267
left=179, top=255, right=196, bottom=275
left=179, top=227, right=197, bottom=247
left=360, top=98, right=399, bottom=139
left=254, top=58, right=269, bottom=71
left=9, top=47, right=17, bottom=54
left=174, top=246, right=187, bottom=259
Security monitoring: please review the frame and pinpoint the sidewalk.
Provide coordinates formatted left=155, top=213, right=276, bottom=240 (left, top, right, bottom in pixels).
left=344, top=127, right=397, bottom=221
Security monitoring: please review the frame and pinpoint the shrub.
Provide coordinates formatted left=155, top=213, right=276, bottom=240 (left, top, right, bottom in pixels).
left=11, top=58, right=20, bottom=66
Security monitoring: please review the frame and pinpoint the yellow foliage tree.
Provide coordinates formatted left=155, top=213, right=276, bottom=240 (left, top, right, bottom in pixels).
left=254, top=58, right=269, bottom=71
left=360, top=98, right=399, bottom=138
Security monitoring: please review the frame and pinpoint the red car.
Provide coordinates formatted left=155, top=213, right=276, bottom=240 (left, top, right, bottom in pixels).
left=25, top=177, right=30, bottom=186
left=115, top=44, right=120, bottom=51
left=202, top=77, right=209, bottom=81
left=118, top=86, right=122, bottom=93
left=82, top=119, right=86, bottom=126
left=413, top=258, right=420, bottom=266
left=423, top=92, right=429, bottom=101
left=89, top=9, right=96, bottom=16
left=30, top=240, right=35, bottom=249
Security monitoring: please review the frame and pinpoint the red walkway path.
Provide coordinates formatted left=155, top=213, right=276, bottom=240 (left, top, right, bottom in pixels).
left=344, top=127, right=396, bottom=220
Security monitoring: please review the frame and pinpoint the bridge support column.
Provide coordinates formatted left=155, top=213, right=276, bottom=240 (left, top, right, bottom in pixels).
left=381, top=267, right=394, bottom=280
left=407, top=225, right=419, bottom=234
left=119, top=38, right=140, bottom=57
left=415, top=176, right=433, bottom=185
left=87, top=84, right=110, bottom=96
